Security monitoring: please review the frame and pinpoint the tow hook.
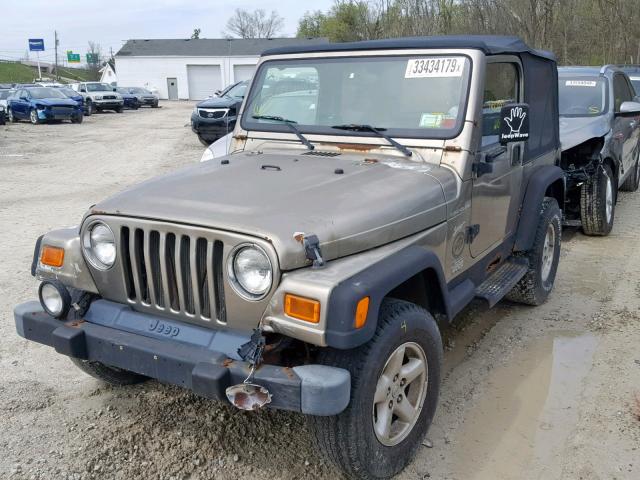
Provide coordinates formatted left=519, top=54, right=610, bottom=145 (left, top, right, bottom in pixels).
left=226, top=329, right=272, bottom=410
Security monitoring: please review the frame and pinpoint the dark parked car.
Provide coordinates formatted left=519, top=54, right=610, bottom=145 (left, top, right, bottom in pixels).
left=124, top=87, right=158, bottom=107
left=7, top=87, right=83, bottom=124
left=559, top=66, right=640, bottom=235
left=116, top=88, right=140, bottom=109
left=57, top=87, right=93, bottom=116
left=190, top=80, right=248, bottom=145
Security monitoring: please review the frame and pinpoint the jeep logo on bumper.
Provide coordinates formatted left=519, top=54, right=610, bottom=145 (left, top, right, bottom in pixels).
left=148, top=319, right=180, bottom=337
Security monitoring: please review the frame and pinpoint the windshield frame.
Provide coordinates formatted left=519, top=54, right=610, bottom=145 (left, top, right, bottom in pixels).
left=558, top=75, right=609, bottom=118
left=240, top=53, right=473, bottom=141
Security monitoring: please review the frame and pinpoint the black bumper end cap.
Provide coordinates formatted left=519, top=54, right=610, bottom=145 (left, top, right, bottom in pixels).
left=52, top=326, right=88, bottom=359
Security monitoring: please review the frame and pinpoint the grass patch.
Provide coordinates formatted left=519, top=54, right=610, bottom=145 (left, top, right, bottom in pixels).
left=0, top=62, right=37, bottom=83
left=56, top=66, right=96, bottom=82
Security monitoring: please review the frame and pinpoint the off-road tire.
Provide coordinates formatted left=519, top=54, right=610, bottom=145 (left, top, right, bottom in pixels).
left=70, top=358, right=147, bottom=386
left=506, top=197, right=561, bottom=306
left=309, top=299, right=442, bottom=480
left=580, top=164, right=615, bottom=235
left=620, top=155, right=640, bottom=192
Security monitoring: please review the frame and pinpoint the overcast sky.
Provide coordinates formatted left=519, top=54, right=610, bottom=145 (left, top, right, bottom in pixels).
left=2, top=0, right=334, bottom=64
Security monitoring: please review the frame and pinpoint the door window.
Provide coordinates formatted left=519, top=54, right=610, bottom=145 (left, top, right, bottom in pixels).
left=482, top=63, right=519, bottom=146
left=613, top=74, right=633, bottom=112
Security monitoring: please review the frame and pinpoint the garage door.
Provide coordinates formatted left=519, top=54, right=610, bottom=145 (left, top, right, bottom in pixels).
left=233, top=64, right=256, bottom=83
left=187, top=65, right=222, bottom=100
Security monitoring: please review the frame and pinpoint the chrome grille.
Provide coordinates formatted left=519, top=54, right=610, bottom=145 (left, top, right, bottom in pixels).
left=120, top=226, right=226, bottom=323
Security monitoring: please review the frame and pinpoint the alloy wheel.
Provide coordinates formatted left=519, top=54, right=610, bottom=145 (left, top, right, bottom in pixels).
left=541, top=223, right=556, bottom=283
left=372, top=342, right=428, bottom=447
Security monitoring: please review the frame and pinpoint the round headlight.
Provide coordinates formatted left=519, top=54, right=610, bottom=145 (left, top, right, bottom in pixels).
left=83, top=222, right=116, bottom=269
left=38, top=281, right=71, bottom=318
left=228, top=245, right=273, bottom=300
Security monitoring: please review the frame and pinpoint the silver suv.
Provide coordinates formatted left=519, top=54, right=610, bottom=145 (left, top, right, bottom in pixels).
left=71, top=82, right=123, bottom=113
left=16, top=36, right=566, bottom=479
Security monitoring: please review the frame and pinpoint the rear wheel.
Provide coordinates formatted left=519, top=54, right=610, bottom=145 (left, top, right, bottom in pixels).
left=581, top=163, right=616, bottom=236
left=620, top=155, right=640, bottom=192
left=309, top=299, right=442, bottom=479
left=70, top=358, right=147, bottom=386
left=506, top=197, right=561, bottom=306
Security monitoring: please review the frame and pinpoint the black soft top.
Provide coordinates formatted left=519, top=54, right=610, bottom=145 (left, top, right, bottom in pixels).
left=262, top=35, right=555, bottom=61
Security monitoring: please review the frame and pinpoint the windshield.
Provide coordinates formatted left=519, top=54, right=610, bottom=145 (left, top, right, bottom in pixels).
left=0, top=90, right=10, bottom=99
left=129, top=87, right=150, bottom=94
left=28, top=87, right=67, bottom=99
left=559, top=76, right=608, bottom=117
left=225, top=81, right=248, bottom=99
left=116, top=88, right=129, bottom=94
left=86, top=83, right=112, bottom=92
left=59, top=88, right=77, bottom=97
left=242, top=55, right=471, bottom=139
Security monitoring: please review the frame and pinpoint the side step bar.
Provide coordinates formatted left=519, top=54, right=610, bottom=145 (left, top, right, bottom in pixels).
left=475, top=260, right=528, bottom=307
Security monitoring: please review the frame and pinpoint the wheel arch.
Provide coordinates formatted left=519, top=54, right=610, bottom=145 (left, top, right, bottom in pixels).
left=514, top=165, right=565, bottom=252
left=324, top=245, right=460, bottom=349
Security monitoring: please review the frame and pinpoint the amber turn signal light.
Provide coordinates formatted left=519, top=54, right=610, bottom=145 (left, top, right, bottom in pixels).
left=284, top=294, right=320, bottom=323
left=354, top=296, right=370, bottom=329
left=40, top=245, right=65, bottom=268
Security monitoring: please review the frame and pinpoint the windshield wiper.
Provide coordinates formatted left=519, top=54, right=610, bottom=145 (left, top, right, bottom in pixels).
left=252, top=115, right=314, bottom=151
left=331, top=124, right=412, bottom=157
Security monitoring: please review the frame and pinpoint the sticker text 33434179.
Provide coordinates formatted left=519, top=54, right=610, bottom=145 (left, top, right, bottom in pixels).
left=405, top=57, right=465, bottom=78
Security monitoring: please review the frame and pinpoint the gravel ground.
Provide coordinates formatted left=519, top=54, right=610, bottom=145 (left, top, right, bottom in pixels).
left=1, top=102, right=639, bottom=480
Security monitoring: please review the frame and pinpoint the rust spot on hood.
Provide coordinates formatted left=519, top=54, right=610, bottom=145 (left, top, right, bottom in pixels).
left=331, top=143, right=377, bottom=152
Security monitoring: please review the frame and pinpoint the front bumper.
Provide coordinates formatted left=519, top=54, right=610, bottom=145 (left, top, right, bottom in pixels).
left=14, top=300, right=350, bottom=416
left=190, top=114, right=235, bottom=140
left=94, top=100, right=123, bottom=110
left=38, top=108, right=81, bottom=121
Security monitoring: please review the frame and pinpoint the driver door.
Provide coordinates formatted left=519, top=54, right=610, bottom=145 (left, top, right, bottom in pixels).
left=612, top=73, right=638, bottom=176
left=470, top=60, right=525, bottom=257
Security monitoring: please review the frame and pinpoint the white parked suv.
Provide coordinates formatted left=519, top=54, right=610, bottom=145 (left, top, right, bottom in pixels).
left=71, top=82, right=124, bottom=113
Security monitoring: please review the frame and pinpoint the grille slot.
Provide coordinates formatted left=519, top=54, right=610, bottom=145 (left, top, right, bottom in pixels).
left=302, top=151, right=341, bottom=157
left=121, top=227, right=226, bottom=322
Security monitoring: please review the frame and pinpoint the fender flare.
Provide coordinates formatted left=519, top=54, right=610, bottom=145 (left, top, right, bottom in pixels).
left=324, top=245, right=466, bottom=349
left=514, top=165, right=565, bottom=252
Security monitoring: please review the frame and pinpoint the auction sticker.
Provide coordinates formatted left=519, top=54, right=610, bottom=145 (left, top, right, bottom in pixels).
left=405, top=57, right=464, bottom=78
left=565, top=80, right=597, bottom=87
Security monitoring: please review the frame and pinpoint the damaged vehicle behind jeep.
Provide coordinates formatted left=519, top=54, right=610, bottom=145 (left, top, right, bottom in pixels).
left=559, top=66, right=640, bottom=235
left=16, top=36, right=565, bottom=479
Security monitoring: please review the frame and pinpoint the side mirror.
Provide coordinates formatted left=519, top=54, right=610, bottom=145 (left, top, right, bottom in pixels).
left=20, top=96, right=28, bottom=101
left=618, top=101, right=640, bottom=115
left=499, top=103, right=530, bottom=145
left=214, top=89, right=222, bottom=96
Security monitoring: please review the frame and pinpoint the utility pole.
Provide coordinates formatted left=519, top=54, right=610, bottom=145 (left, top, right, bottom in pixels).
left=54, top=30, right=59, bottom=80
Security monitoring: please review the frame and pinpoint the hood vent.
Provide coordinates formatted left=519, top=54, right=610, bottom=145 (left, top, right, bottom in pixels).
left=302, top=151, right=341, bottom=157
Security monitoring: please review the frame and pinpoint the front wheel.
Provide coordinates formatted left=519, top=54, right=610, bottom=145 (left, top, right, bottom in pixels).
left=7, top=108, right=16, bottom=123
left=581, top=163, right=615, bottom=236
left=198, top=135, right=212, bottom=147
left=84, top=101, right=92, bottom=116
left=115, top=106, right=123, bottom=113
left=71, top=113, right=83, bottom=124
left=70, top=358, right=147, bottom=386
left=309, top=299, right=442, bottom=479
left=29, top=108, right=40, bottom=125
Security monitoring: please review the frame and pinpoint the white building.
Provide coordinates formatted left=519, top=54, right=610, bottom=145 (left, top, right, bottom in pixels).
left=114, top=37, right=328, bottom=100
left=99, top=62, right=117, bottom=85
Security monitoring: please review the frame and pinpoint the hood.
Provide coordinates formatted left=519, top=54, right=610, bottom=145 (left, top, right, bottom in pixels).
left=196, top=96, right=239, bottom=108
left=560, top=115, right=610, bottom=151
left=35, top=98, right=79, bottom=107
left=91, top=152, right=448, bottom=270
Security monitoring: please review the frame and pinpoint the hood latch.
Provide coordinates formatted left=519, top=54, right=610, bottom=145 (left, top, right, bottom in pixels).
left=294, top=232, right=325, bottom=268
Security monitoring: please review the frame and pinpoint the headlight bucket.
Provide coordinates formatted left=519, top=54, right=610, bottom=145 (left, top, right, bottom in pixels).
left=38, top=280, right=71, bottom=318
left=227, top=244, right=273, bottom=300
left=82, top=221, right=116, bottom=270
